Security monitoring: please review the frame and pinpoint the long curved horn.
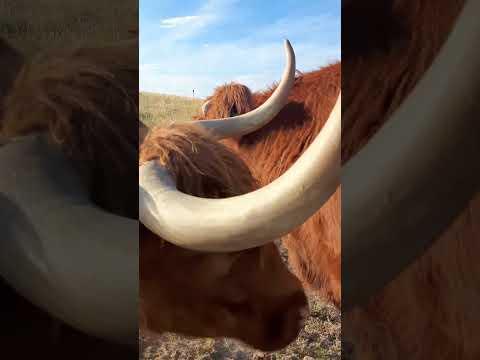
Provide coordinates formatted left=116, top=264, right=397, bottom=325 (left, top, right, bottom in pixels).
left=196, top=39, right=296, bottom=139
left=342, top=0, right=480, bottom=310
left=0, top=134, right=138, bottom=345
left=139, top=93, right=340, bottom=252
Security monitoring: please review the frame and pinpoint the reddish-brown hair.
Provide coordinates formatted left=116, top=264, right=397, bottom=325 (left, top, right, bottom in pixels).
left=201, top=82, right=253, bottom=119
left=139, top=123, right=258, bottom=197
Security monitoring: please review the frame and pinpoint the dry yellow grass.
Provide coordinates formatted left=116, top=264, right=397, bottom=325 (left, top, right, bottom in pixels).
left=140, top=92, right=204, bottom=127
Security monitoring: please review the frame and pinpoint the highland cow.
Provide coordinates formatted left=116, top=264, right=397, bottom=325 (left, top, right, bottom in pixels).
left=139, top=124, right=310, bottom=351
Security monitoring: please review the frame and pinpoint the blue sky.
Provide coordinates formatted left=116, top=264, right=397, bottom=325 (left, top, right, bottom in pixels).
left=140, top=0, right=340, bottom=98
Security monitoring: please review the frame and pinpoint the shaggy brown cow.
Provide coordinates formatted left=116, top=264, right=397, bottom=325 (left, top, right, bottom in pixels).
left=197, top=64, right=341, bottom=306
left=139, top=124, right=309, bottom=351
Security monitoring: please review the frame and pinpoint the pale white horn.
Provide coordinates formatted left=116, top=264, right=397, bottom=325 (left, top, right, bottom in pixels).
left=197, top=39, right=296, bottom=139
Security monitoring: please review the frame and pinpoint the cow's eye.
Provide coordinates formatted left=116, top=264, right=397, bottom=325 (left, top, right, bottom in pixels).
left=229, top=105, right=238, bottom=117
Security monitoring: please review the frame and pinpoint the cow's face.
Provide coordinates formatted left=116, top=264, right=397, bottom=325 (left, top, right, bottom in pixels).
left=139, top=124, right=308, bottom=350
left=140, top=226, right=307, bottom=351
left=197, top=82, right=253, bottom=120
left=193, top=83, right=253, bottom=151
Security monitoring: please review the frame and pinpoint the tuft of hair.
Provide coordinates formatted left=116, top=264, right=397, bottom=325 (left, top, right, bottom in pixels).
left=140, top=123, right=258, bottom=199
left=202, top=82, right=253, bottom=119
left=1, top=43, right=139, bottom=218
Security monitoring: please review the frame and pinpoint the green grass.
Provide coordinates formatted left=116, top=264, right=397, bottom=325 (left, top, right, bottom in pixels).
left=0, top=0, right=136, bottom=57
left=140, top=92, right=204, bottom=128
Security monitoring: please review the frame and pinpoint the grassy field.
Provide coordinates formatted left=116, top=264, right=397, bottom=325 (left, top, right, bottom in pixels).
left=0, top=0, right=136, bottom=56
left=140, top=92, right=204, bottom=127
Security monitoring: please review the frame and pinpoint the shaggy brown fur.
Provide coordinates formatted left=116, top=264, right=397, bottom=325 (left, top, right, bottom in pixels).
left=140, top=123, right=257, bottom=197
left=1, top=40, right=139, bottom=219
left=139, top=123, right=308, bottom=352
left=196, top=64, right=342, bottom=306
left=342, top=1, right=480, bottom=359
left=204, top=82, right=253, bottom=118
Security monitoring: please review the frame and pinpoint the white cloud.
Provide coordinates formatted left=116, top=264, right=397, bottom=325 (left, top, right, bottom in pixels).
left=141, top=0, right=237, bottom=50
left=159, top=16, right=202, bottom=29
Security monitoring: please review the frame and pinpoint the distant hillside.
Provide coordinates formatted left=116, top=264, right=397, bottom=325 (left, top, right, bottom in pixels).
left=140, top=92, right=204, bottom=127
